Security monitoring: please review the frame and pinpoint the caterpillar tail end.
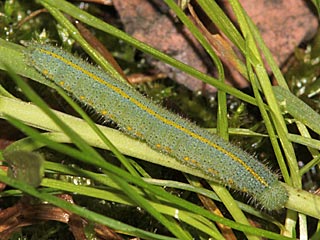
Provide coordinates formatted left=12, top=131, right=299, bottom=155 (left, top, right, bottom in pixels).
left=257, top=181, right=288, bottom=211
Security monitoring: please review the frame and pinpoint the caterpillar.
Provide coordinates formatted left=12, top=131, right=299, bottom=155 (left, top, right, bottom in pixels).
left=26, top=43, right=288, bottom=210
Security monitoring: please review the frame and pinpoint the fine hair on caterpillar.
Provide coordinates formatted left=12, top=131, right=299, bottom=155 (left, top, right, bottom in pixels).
left=26, top=43, right=289, bottom=211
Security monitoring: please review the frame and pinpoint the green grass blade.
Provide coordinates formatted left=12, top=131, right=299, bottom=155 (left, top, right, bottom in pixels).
left=38, top=0, right=258, bottom=106
left=0, top=169, right=177, bottom=240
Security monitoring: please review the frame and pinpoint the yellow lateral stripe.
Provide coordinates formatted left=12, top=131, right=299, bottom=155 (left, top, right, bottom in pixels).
left=40, top=48, right=268, bottom=187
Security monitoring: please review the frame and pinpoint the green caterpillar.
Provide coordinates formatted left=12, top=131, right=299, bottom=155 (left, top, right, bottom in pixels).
left=27, top=43, right=288, bottom=210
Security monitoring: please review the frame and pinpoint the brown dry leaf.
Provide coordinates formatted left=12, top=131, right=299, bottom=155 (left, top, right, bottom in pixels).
left=0, top=195, right=123, bottom=240
left=198, top=194, right=237, bottom=240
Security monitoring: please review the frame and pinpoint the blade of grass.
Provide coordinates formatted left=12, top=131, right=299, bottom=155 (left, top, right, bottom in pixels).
left=273, top=86, right=320, bottom=135
left=0, top=169, right=177, bottom=240
left=4, top=113, right=292, bottom=239
left=0, top=95, right=214, bottom=180
left=40, top=178, right=223, bottom=239
left=227, top=1, right=300, bottom=236
left=163, top=3, right=251, bottom=236
left=39, top=1, right=127, bottom=84
left=3, top=64, right=194, bottom=239
left=196, top=0, right=246, bottom=54
left=38, top=0, right=258, bottom=107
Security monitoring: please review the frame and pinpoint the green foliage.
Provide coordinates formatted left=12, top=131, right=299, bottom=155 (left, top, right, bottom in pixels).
left=0, top=0, right=319, bottom=239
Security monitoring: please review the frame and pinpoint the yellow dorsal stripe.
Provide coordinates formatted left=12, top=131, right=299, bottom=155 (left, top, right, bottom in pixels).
left=40, top=48, right=269, bottom=187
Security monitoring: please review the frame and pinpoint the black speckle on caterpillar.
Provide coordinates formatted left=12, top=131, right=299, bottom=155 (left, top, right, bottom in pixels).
left=26, top=43, right=288, bottom=210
